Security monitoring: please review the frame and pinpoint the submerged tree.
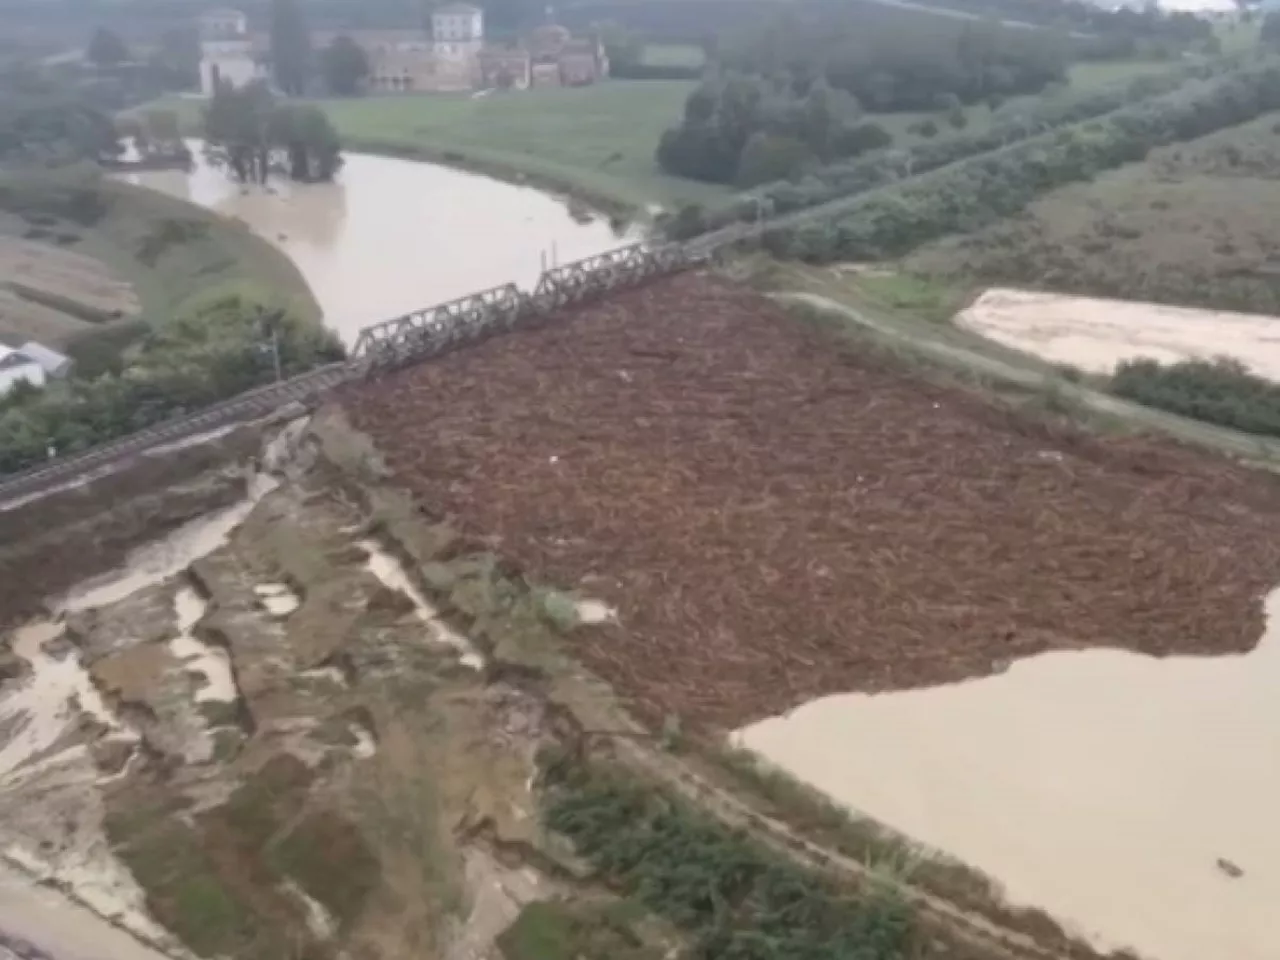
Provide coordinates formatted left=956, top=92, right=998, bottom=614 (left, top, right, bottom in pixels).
left=203, top=81, right=274, bottom=183
left=202, top=81, right=343, bottom=184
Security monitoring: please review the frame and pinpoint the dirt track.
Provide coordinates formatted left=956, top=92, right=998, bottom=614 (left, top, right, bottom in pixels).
left=343, top=273, right=1280, bottom=729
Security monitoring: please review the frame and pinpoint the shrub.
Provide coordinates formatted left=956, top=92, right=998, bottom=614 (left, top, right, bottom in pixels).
left=761, top=59, right=1280, bottom=262
left=682, top=56, right=1242, bottom=237
left=1110, top=356, right=1280, bottom=436
left=545, top=763, right=915, bottom=959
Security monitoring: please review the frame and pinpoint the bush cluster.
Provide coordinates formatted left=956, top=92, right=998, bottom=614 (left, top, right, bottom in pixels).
left=545, top=763, right=914, bottom=960
left=759, top=59, right=1280, bottom=261
left=671, top=58, right=1234, bottom=239
left=1110, top=356, right=1280, bottom=437
left=0, top=283, right=344, bottom=475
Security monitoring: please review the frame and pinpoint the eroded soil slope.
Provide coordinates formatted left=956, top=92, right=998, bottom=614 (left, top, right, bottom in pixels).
left=344, top=272, right=1280, bottom=729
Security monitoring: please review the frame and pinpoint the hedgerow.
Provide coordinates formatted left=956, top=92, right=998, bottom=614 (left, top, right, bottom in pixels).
left=544, top=763, right=914, bottom=960
left=1111, top=356, right=1280, bottom=437
left=761, top=58, right=1280, bottom=261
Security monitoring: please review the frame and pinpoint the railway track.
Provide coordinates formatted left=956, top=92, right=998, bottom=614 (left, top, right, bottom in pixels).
left=0, top=363, right=350, bottom=507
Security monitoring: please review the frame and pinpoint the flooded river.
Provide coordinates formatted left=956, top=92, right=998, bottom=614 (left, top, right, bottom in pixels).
left=737, top=586, right=1280, bottom=960
left=122, top=143, right=641, bottom=345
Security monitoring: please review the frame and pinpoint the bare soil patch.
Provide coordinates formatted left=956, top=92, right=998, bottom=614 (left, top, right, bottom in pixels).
left=343, top=273, right=1280, bottom=730
left=953, top=288, right=1280, bottom=379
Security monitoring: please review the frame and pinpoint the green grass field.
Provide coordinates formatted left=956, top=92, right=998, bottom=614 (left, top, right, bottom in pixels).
left=640, top=43, right=706, bottom=68
left=149, top=55, right=1177, bottom=215
left=156, top=81, right=725, bottom=212
left=906, top=110, right=1280, bottom=316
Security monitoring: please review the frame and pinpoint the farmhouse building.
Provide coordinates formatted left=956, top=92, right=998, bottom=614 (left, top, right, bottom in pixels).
left=196, top=5, right=608, bottom=97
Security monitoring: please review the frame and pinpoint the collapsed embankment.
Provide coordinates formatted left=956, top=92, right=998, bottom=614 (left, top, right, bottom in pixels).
left=0, top=425, right=265, bottom=631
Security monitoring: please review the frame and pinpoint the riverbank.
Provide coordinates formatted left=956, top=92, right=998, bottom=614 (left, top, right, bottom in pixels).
left=122, top=148, right=640, bottom=347
left=91, top=178, right=321, bottom=326
left=0, top=170, right=320, bottom=354
left=138, top=84, right=729, bottom=217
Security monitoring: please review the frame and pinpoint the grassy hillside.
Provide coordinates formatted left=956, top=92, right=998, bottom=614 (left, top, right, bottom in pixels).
left=907, top=111, right=1280, bottom=316
left=0, top=168, right=318, bottom=369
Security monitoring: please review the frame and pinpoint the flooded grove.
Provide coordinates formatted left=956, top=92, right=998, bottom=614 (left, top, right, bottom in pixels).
left=122, top=142, right=643, bottom=346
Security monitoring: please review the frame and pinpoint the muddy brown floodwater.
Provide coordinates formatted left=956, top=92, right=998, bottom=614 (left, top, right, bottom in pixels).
left=122, top=142, right=642, bottom=346
left=736, top=585, right=1280, bottom=960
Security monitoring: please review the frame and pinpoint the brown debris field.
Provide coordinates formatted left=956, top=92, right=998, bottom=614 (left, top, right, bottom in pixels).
left=342, top=273, right=1280, bottom=730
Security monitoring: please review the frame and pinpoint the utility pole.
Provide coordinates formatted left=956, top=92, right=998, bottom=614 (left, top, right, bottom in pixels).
left=258, top=308, right=284, bottom=382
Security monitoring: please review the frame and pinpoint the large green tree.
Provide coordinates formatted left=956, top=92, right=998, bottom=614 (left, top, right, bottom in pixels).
left=269, top=0, right=312, bottom=96
left=319, top=35, right=369, bottom=97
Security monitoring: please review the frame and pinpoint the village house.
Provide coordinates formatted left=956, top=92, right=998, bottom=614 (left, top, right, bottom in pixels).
left=197, top=5, right=609, bottom=97
left=0, top=342, right=72, bottom=398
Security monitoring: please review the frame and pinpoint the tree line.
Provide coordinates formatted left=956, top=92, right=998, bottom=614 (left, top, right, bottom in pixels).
left=0, top=270, right=342, bottom=475
left=544, top=760, right=914, bottom=960
left=667, top=56, right=1240, bottom=239
left=1110, top=357, right=1280, bottom=439
left=656, top=11, right=1071, bottom=187
left=203, top=81, right=343, bottom=184
left=757, top=59, right=1280, bottom=263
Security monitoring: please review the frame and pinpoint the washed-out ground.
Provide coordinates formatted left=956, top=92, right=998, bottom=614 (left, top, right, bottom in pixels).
left=0, top=410, right=670, bottom=960
left=338, top=270, right=1280, bottom=960
left=10, top=266, right=1280, bottom=960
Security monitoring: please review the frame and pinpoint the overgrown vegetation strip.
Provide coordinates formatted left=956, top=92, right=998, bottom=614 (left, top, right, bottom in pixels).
left=761, top=57, right=1280, bottom=260
left=675, top=57, right=1229, bottom=238
left=543, top=758, right=916, bottom=960
left=1110, top=357, right=1280, bottom=439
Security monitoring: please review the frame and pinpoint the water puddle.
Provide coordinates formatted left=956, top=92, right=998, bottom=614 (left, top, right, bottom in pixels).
left=0, top=623, right=130, bottom=785
left=254, top=582, right=301, bottom=618
left=166, top=587, right=237, bottom=704
left=349, top=721, right=377, bottom=759
left=735, top=586, right=1280, bottom=960
left=359, top=539, right=485, bottom=670
left=281, top=879, right=335, bottom=940
left=298, top=665, right=348, bottom=687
